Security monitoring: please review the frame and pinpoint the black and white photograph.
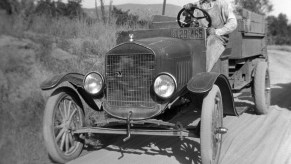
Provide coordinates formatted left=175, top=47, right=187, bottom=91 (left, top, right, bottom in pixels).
left=0, top=0, right=291, bottom=163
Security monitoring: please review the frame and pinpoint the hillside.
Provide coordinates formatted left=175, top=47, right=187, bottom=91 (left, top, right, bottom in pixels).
left=84, top=3, right=182, bottom=20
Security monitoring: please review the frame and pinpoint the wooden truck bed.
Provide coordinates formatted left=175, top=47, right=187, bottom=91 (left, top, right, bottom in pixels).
left=228, top=9, right=267, bottom=59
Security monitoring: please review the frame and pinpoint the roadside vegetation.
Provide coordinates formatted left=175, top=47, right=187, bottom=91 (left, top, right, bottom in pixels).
left=268, top=45, right=291, bottom=52
left=235, top=0, right=291, bottom=45
left=0, top=0, right=149, bottom=163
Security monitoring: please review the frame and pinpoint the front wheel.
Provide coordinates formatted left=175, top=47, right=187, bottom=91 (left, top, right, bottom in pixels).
left=43, top=89, right=85, bottom=163
left=200, top=85, right=223, bottom=164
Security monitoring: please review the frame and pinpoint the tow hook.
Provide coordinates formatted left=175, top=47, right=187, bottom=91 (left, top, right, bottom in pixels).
left=215, top=127, right=228, bottom=134
left=123, top=111, right=133, bottom=142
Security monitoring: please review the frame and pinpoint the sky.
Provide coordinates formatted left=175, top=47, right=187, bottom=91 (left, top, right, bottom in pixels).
left=82, top=0, right=291, bottom=21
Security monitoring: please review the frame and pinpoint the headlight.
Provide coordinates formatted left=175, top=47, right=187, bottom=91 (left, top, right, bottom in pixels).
left=84, top=72, right=104, bottom=95
left=153, top=73, right=177, bottom=99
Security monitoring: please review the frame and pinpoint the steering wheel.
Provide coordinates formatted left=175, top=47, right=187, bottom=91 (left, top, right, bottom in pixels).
left=177, top=7, right=212, bottom=28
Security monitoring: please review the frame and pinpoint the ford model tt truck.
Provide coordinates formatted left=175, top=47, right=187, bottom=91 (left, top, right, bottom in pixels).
left=40, top=6, right=270, bottom=164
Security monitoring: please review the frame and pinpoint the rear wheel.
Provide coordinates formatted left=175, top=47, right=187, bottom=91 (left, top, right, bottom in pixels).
left=253, top=62, right=271, bottom=114
left=200, top=85, right=223, bottom=164
left=43, top=89, right=84, bottom=163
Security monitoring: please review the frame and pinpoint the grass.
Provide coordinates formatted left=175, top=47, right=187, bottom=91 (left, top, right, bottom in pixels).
left=0, top=93, right=48, bottom=164
left=0, top=33, right=53, bottom=163
left=0, top=11, right=139, bottom=164
left=268, top=45, right=291, bottom=52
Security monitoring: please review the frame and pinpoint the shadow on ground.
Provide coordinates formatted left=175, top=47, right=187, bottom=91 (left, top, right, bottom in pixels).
left=110, top=136, right=201, bottom=164
left=234, top=82, right=291, bottom=113
left=83, top=134, right=201, bottom=164
left=82, top=104, right=202, bottom=164
left=234, top=91, right=256, bottom=115
left=271, top=82, right=291, bottom=110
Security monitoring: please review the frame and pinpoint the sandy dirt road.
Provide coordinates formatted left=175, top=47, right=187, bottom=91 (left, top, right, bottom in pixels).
left=68, top=50, right=291, bottom=164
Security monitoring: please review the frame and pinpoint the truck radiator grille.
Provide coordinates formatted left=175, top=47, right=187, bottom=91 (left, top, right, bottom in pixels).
left=106, top=54, right=155, bottom=108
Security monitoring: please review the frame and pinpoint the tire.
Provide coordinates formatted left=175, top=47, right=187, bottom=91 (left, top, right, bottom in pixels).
left=253, top=62, right=271, bottom=114
left=43, top=89, right=85, bottom=163
left=200, top=85, right=223, bottom=164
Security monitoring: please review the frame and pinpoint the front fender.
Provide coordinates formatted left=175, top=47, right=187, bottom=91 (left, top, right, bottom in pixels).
left=41, top=73, right=103, bottom=110
left=187, top=72, right=239, bottom=116
left=187, top=72, right=220, bottom=93
left=40, top=73, right=84, bottom=90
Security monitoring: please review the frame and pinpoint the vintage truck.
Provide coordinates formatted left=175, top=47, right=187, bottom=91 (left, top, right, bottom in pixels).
left=40, top=6, right=270, bottom=164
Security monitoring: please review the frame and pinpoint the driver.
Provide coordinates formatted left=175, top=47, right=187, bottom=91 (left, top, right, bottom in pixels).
left=184, top=0, right=237, bottom=72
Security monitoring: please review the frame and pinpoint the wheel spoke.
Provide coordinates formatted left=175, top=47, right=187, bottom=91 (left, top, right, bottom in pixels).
left=63, top=99, right=67, bottom=118
left=55, top=124, right=64, bottom=129
left=67, top=100, right=72, bottom=120
left=58, top=105, right=65, bottom=120
left=68, top=133, right=74, bottom=146
left=68, top=105, right=77, bottom=123
left=56, top=128, right=65, bottom=142
left=60, top=132, right=66, bottom=151
left=68, top=144, right=76, bottom=152
left=65, top=133, right=69, bottom=153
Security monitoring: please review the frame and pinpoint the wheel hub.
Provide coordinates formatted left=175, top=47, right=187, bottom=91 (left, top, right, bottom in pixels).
left=64, top=122, right=70, bottom=130
left=215, top=127, right=228, bottom=134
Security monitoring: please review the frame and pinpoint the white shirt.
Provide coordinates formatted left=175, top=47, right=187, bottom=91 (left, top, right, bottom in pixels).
left=195, top=0, right=237, bottom=36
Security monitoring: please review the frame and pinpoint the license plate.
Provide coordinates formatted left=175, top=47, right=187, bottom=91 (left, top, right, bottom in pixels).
left=171, top=28, right=204, bottom=40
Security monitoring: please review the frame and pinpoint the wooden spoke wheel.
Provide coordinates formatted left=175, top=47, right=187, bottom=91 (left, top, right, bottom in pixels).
left=200, top=85, right=223, bottom=164
left=43, top=90, right=84, bottom=163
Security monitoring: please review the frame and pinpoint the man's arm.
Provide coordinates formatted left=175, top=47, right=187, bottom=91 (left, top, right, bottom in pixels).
left=215, top=1, right=237, bottom=36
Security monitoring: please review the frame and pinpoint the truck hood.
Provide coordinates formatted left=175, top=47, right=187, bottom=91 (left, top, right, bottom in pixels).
left=108, top=37, right=192, bottom=59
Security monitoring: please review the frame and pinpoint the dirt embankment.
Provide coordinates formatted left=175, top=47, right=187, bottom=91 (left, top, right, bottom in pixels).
left=0, top=34, right=82, bottom=164
left=0, top=35, right=50, bottom=164
left=0, top=32, right=107, bottom=164
left=0, top=30, right=108, bottom=163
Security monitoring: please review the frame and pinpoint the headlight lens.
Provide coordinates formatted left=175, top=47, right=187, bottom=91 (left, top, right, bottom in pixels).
left=84, top=72, right=104, bottom=95
left=154, top=74, right=176, bottom=99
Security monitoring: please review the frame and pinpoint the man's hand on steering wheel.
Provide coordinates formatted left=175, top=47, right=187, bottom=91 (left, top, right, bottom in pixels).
left=177, top=5, right=212, bottom=28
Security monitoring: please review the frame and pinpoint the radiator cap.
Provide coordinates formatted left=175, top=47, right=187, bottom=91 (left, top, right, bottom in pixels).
left=129, top=34, right=134, bottom=42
